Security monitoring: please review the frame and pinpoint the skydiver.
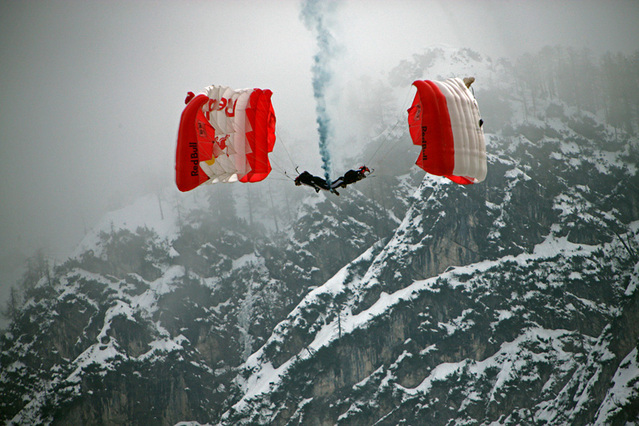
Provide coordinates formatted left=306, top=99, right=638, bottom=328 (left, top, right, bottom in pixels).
left=331, top=166, right=371, bottom=190
left=294, top=171, right=339, bottom=195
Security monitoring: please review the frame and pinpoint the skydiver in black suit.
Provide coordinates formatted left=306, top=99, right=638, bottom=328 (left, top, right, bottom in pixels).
left=294, top=171, right=339, bottom=195
left=330, top=166, right=371, bottom=190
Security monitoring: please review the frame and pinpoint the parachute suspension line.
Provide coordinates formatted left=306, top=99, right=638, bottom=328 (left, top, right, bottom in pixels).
left=269, top=156, right=295, bottom=182
left=264, top=132, right=297, bottom=182
left=364, top=87, right=414, bottom=167
left=267, top=175, right=295, bottom=183
left=268, top=158, right=287, bottom=175
left=364, top=112, right=407, bottom=166
left=274, top=131, right=298, bottom=171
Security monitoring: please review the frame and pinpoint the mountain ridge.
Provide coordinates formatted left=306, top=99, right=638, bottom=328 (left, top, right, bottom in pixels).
left=2, top=46, right=638, bottom=425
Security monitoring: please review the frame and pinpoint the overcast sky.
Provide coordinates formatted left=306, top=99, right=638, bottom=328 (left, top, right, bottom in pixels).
left=1, top=0, right=638, bottom=284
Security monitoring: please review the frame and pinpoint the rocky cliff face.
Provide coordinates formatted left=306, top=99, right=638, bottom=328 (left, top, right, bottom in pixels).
left=1, top=47, right=638, bottom=425
left=223, top=97, right=639, bottom=424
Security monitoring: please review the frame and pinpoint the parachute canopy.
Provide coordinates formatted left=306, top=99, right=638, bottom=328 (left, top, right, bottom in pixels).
left=175, top=85, right=276, bottom=192
left=408, top=78, right=486, bottom=184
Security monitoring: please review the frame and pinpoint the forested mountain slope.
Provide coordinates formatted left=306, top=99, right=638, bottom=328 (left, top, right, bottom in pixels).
left=1, top=47, right=638, bottom=425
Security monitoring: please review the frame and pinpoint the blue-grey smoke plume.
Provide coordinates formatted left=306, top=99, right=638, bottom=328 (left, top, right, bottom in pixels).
left=301, top=0, right=342, bottom=183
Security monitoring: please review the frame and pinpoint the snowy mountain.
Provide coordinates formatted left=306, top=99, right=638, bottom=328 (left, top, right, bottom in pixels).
left=1, top=47, right=638, bottom=425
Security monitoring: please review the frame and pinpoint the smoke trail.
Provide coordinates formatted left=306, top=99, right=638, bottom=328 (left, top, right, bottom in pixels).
left=301, top=0, right=342, bottom=183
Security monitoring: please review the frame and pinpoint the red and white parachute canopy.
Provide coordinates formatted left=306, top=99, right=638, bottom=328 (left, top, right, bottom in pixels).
left=175, top=85, right=276, bottom=192
left=408, top=78, right=486, bottom=184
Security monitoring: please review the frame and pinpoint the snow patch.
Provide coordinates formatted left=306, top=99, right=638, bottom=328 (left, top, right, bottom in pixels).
left=595, top=347, right=639, bottom=423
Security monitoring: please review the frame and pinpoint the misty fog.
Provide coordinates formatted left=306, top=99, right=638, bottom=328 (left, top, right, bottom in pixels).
left=1, top=0, right=638, bottom=309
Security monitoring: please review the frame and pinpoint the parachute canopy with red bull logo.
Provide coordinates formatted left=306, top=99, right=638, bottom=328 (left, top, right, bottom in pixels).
left=408, top=78, right=487, bottom=184
left=176, top=85, right=276, bottom=192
